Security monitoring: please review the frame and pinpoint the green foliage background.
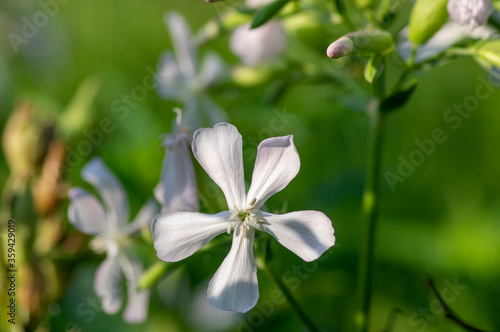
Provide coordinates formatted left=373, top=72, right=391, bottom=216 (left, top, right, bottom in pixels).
left=1, top=0, right=500, bottom=331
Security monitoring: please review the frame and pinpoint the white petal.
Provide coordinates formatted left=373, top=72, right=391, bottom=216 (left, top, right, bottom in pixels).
left=397, top=22, right=495, bottom=64
left=256, top=211, right=335, bottom=262
left=165, top=11, right=197, bottom=79
left=67, top=188, right=107, bottom=235
left=197, top=51, right=225, bottom=88
left=230, top=22, right=286, bottom=66
left=82, top=157, right=129, bottom=229
left=155, top=132, right=199, bottom=213
left=94, top=252, right=123, bottom=314
left=192, top=123, right=246, bottom=211
left=152, top=211, right=231, bottom=262
left=119, top=254, right=150, bottom=323
left=207, top=227, right=258, bottom=313
left=398, top=22, right=468, bottom=63
left=125, top=199, right=159, bottom=234
left=156, top=52, right=183, bottom=100
left=246, top=135, right=300, bottom=209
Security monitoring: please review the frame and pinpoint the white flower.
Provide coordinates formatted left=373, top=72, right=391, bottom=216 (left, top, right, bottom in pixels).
left=157, top=11, right=227, bottom=130
left=67, top=157, right=158, bottom=323
left=397, top=21, right=495, bottom=63
left=152, top=123, right=335, bottom=313
left=229, top=0, right=287, bottom=66
left=447, top=0, right=494, bottom=29
left=155, top=109, right=199, bottom=212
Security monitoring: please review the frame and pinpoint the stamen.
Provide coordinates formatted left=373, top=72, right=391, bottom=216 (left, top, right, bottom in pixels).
left=230, top=206, right=239, bottom=220
left=249, top=197, right=256, bottom=207
left=227, top=223, right=232, bottom=234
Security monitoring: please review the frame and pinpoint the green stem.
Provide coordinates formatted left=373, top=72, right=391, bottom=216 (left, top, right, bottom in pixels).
left=408, top=44, right=418, bottom=68
left=257, top=258, right=322, bottom=332
left=355, top=102, right=386, bottom=332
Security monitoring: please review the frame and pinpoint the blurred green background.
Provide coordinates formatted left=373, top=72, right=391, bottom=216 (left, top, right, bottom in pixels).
left=1, top=0, right=500, bottom=331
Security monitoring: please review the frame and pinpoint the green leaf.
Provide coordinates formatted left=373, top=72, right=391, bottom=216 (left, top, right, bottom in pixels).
left=57, top=76, right=100, bottom=141
left=251, top=0, right=290, bottom=29
left=380, top=79, right=419, bottom=113
left=332, top=0, right=346, bottom=16
left=364, top=55, right=383, bottom=84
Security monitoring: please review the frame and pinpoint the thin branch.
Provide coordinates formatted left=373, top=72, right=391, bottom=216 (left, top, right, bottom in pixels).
left=427, top=278, right=487, bottom=332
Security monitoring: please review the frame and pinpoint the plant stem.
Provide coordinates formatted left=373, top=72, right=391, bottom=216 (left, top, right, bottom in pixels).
left=427, top=278, right=486, bottom=332
left=408, top=44, right=418, bottom=68
left=355, top=102, right=386, bottom=332
left=258, top=258, right=322, bottom=332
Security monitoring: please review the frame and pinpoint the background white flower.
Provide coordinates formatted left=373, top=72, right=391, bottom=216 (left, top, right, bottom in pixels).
left=155, top=109, right=199, bottom=212
left=447, top=0, right=494, bottom=29
left=157, top=11, right=227, bottom=130
left=68, top=157, right=158, bottom=323
left=397, top=21, right=495, bottom=63
left=229, top=0, right=287, bottom=66
left=152, top=123, right=335, bottom=313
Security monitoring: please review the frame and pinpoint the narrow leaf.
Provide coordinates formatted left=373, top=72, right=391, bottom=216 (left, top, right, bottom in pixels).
left=251, top=0, right=290, bottom=29
left=364, top=55, right=383, bottom=84
left=380, top=79, right=419, bottom=113
left=332, top=0, right=346, bottom=16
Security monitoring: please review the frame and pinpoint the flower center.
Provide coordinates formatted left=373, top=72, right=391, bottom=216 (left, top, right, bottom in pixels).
left=89, top=232, right=130, bottom=254
left=227, top=205, right=264, bottom=238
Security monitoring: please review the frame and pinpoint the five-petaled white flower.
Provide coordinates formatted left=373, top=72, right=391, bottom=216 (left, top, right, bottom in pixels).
left=157, top=11, right=227, bottom=130
left=68, top=157, right=158, bottom=323
left=152, top=123, right=336, bottom=313
left=230, top=0, right=287, bottom=66
left=155, top=109, right=199, bottom=213
left=447, top=0, right=494, bottom=29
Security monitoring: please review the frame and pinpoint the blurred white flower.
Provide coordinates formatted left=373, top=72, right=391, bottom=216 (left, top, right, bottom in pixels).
left=157, top=11, right=227, bottom=130
left=397, top=21, right=495, bottom=63
left=152, top=123, right=335, bottom=313
left=229, top=0, right=287, bottom=66
left=68, top=157, right=158, bottom=323
left=447, top=0, right=494, bottom=29
left=155, top=109, right=199, bottom=212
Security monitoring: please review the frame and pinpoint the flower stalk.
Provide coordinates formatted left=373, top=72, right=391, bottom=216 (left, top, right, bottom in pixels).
left=355, top=88, right=387, bottom=332
left=256, top=256, right=322, bottom=332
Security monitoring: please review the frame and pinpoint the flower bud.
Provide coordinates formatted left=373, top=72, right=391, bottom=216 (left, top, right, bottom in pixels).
left=2, top=102, right=39, bottom=179
left=448, top=0, right=493, bottom=29
left=231, top=65, right=274, bottom=86
left=327, top=30, right=393, bottom=59
left=57, top=76, right=99, bottom=141
left=327, top=37, right=354, bottom=59
left=355, top=0, right=376, bottom=10
left=231, top=21, right=287, bottom=66
left=408, top=0, right=449, bottom=45
left=32, top=140, right=66, bottom=216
